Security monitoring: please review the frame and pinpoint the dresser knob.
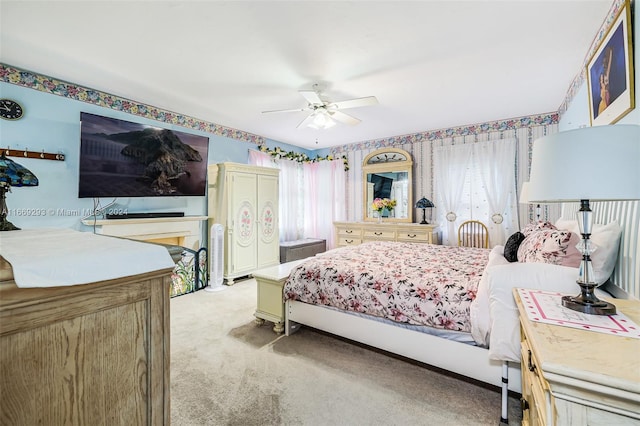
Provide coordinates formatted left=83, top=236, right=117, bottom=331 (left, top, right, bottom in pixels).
left=374, top=232, right=382, bottom=236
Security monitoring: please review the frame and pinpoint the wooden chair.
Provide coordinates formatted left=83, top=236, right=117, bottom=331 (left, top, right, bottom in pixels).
left=458, top=220, right=489, bottom=248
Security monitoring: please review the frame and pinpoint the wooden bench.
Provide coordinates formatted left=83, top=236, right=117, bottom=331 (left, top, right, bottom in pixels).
left=253, top=259, right=307, bottom=333
left=279, top=238, right=326, bottom=263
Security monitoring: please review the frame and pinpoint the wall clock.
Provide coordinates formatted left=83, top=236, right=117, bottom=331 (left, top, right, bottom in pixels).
left=0, top=99, right=24, bottom=120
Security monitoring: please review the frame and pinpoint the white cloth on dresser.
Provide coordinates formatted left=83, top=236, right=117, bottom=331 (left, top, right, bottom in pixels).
left=0, top=228, right=175, bottom=288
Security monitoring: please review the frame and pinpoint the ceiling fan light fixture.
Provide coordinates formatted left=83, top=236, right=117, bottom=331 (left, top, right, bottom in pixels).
left=308, top=110, right=336, bottom=130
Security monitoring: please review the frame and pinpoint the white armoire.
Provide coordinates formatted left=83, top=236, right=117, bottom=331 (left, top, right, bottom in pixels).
left=208, top=163, right=280, bottom=284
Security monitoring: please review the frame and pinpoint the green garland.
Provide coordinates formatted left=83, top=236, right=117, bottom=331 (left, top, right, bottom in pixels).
left=259, top=145, right=349, bottom=171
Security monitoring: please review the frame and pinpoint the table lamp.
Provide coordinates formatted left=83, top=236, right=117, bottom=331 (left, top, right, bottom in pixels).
left=519, top=182, right=541, bottom=220
left=527, top=124, right=640, bottom=315
left=0, top=154, right=39, bottom=231
left=415, top=197, right=434, bottom=224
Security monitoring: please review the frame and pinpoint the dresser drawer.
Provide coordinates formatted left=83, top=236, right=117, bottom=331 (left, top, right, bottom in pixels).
left=363, top=229, right=395, bottom=240
left=336, top=226, right=362, bottom=237
left=396, top=231, right=431, bottom=243
left=521, top=332, right=553, bottom=425
left=337, top=237, right=362, bottom=246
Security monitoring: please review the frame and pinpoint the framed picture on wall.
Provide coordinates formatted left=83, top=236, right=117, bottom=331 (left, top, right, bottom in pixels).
left=586, top=0, right=634, bottom=126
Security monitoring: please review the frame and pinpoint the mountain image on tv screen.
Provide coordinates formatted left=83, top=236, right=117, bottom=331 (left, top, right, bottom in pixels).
left=79, top=112, right=209, bottom=198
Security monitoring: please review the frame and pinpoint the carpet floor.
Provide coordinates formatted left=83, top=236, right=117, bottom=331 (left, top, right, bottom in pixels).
left=170, top=278, right=523, bottom=426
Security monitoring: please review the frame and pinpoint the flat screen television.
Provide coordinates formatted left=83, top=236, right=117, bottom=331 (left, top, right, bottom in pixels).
left=369, top=173, right=393, bottom=199
left=79, top=112, right=209, bottom=198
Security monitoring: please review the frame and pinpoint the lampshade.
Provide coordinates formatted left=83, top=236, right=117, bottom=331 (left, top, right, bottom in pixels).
left=415, top=197, right=435, bottom=209
left=519, top=182, right=530, bottom=204
left=528, top=125, right=640, bottom=203
left=0, top=154, right=39, bottom=231
left=0, top=155, right=39, bottom=187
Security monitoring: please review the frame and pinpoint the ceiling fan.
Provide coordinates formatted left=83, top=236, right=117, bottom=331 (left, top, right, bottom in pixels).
left=262, top=84, right=378, bottom=130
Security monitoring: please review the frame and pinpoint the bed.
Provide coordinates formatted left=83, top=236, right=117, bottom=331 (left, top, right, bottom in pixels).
left=282, top=200, right=640, bottom=423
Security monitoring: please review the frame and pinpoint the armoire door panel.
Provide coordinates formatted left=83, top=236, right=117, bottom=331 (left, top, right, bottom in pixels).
left=229, top=173, right=258, bottom=274
left=257, top=174, right=279, bottom=269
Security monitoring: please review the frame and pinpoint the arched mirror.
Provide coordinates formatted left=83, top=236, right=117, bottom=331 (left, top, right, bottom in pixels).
left=363, top=148, right=413, bottom=223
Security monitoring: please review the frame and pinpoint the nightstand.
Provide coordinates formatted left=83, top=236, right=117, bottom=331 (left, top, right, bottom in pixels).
left=513, top=289, right=640, bottom=425
left=253, top=259, right=306, bottom=333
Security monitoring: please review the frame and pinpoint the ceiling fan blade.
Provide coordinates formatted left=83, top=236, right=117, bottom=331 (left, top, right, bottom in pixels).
left=299, top=90, right=323, bottom=105
left=262, top=107, right=308, bottom=114
left=296, top=113, right=316, bottom=129
left=331, top=110, right=361, bottom=126
left=331, top=96, right=378, bottom=110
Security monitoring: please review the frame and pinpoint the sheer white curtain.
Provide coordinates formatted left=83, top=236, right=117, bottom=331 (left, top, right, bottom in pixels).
left=278, top=158, right=304, bottom=242
left=249, top=150, right=346, bottom=248
left=474, top=139, right=518, bottom=245
left=303, top=159, right=346, bottom=249
left=434, top=144, right=472, bottom=245
left=434, top=140, right=518, bottom=247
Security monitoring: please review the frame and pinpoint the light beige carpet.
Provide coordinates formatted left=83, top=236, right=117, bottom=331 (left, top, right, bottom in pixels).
left=170, top=279, right=522, bottom=425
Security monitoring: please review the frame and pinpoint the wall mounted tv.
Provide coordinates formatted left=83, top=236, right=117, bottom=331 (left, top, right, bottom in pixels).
left=79, top=112, right=209, bottom=198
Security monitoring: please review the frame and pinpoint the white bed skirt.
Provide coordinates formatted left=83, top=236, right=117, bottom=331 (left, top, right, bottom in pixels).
left=285, top=300, right=522, bottom=393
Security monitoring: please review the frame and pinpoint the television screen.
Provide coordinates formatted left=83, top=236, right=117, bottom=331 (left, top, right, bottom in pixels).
left=369, top=173, right=393, bottom=199
left=79, top=112, right=209, bottom=198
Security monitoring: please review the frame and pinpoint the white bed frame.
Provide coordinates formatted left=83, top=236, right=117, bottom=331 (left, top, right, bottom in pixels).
left=284, top=200, right=639, bottom=424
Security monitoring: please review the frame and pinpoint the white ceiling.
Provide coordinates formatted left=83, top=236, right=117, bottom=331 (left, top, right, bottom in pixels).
left=1, top=1, right=612, bottom=150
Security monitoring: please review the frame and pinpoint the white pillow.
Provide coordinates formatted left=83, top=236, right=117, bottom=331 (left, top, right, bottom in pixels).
left=554, top=219, right=622, bottom=284
left=484, top=262, right=582, bottom=362
left=470, top=245, right=509, bottom=348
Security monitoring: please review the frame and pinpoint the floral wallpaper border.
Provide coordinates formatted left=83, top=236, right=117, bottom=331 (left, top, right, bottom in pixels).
left=328, top=112, right=558, bottom=154
left=0, top=63, right=265, bottom=145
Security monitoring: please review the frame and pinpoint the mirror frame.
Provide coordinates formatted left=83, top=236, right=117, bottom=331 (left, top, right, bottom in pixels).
left=362, top=148, right=413, bottom=223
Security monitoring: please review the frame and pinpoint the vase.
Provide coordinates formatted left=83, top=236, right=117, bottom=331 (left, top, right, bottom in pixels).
left=377, top=212, right=382, bottom=224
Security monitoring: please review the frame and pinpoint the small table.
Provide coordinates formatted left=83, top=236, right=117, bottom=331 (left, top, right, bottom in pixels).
left=514, top=288, right=640, bottom=425
left=253, top=259, right=307, bottom=333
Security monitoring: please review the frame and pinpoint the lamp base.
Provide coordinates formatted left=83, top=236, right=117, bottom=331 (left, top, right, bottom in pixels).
left=0, top=218, right=20, bottom=231
left=561, top=294, right=616, bottom=316
left=420, top=209, right=428, bottom=225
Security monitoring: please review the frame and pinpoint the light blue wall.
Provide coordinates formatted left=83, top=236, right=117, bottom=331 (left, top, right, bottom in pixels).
left=559, top=2, right=639, bottom=129
left=0, top=81, right=309, bottom=230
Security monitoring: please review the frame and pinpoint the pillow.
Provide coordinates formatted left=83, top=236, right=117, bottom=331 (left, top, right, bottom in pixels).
left=521, top=220, right=556, bottom=237
left=469, top=245, right=509, bottom=348
left=554, top=219, right=622, bottom=284
left=503, top=232, right=525, bottom=262
left=482, top=262, right=608, bottom=362
left=517, top=229, right=582, bottom=268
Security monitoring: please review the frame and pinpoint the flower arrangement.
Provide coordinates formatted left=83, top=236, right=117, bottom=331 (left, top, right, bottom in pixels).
left=371, top=198, right=397, bottom=213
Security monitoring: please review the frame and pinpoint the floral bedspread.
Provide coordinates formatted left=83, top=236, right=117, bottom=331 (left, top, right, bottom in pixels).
left=283, top=241, right=490, bottom=332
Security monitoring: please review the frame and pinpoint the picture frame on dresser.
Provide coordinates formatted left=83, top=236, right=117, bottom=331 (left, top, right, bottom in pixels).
left=586, top=0, right=634, bottom=126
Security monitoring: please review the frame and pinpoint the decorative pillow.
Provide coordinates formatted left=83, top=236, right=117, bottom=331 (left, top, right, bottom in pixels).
left=554, top=219, right=622, bottom=284
left=503, top=232, right=525, bottom=262
left=521, top=221, right=556, bottom=237
left=517, top=229, right=582, bottom=268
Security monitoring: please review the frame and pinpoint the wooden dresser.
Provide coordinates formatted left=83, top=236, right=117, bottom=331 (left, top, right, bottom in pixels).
left=333, top=221, right=439, bottom=247
left=0, top=260, right=172, bottom=425
left=514, top=289, right=640, bottom=426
